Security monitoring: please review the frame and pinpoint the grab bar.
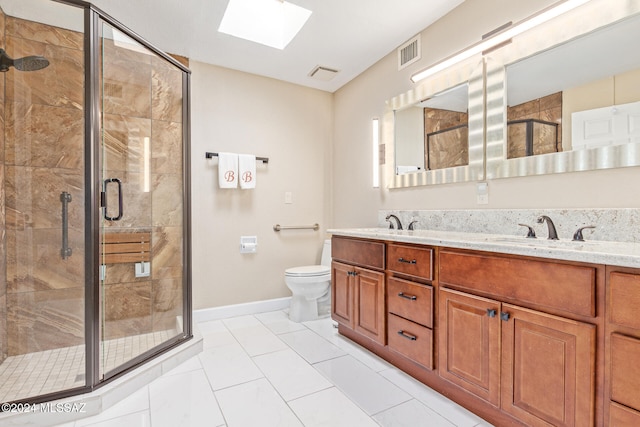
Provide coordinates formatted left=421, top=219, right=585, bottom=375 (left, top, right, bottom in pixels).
left=60, top=191, right=72, bottom=259
left=273, top=223, right=319, bottom=232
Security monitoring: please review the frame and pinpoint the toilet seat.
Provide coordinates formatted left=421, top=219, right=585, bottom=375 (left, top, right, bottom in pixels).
left=285, top=265, right=330, bottom=277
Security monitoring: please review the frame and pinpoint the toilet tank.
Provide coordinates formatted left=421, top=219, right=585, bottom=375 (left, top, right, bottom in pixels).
left=320, top=239, right=332, bottom=267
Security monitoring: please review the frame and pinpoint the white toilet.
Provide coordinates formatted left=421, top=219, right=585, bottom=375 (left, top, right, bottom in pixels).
left=285, top=240, right=332, bottom=322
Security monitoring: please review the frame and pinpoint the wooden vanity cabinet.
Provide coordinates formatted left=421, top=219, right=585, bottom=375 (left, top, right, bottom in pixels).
left=605, top=269, right=640, bottom=426
left=331, top=236, right=386, bottom=345
left=439, top=250, right=597, bottom=427
left=386, top=244, right=434, bottom=370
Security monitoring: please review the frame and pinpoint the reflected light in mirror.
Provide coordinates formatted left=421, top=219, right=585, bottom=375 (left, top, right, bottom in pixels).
left=411, top=0, right=591, bottom=83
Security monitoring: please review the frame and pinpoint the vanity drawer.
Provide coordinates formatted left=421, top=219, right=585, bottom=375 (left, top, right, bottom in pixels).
left=387, top=313, right=433, bottom=370
left=609, top=272, right=640, bottom=329
left=439, top=250, right=596, bottom=317
left=331, top=236, right=385, bottom=270
left=387, top=277, right=433, bottom=328
left=610, top=333, right=640, bottom=411
left=386, top=244, right=433, bottom=280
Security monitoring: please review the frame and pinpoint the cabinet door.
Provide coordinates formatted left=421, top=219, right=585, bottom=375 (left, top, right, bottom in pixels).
left=331, top=261, right=353, bottom=328
left=439, top=288, right=501, bottom=406
left=353, top=267, right=386, bottom=345
left=501, top=303, right=595, bottom=427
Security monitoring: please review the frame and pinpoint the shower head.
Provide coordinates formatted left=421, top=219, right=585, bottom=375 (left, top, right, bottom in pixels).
left=0, top=48, right=49, bottom=72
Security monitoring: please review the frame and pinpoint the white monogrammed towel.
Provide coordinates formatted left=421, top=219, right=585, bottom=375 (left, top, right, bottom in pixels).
left=239, top=154, right=256, bottom=189
left=218, top=152, right=238, bottom=188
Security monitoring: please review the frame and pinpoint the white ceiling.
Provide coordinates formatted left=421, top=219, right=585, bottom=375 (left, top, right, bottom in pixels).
left=89, top=0, right=465, bottom=92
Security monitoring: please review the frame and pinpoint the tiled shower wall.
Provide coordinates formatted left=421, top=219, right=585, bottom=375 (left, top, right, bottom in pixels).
left=0, top=7, right=6, bottom=365
left=4, top=13, right=85, bottom=356
left=0, top=9, right=186, bottom=356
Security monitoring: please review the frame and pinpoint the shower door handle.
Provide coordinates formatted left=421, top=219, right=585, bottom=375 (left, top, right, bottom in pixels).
left=60, top=191, right=72, bottom=259
left=102, top=178, right=123, bottom=221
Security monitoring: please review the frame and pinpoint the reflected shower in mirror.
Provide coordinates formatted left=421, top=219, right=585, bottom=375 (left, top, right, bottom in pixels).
left=394, top=82, right=469, bottom=174
left=505, top=11, right=640, bottom=157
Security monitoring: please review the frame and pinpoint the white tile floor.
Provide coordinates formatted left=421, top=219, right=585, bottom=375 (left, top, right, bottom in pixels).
left=51, top=310, right=493, bottom=427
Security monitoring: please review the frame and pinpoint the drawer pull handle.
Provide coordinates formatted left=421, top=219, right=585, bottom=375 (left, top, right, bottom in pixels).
left=487, top=309, right=497, bottom=318
left=398, top=292, right=417, bottom=301
left=398, top=257, right=417, bottom=264
left=397, top=330, right=417, bottom=341
left=500, top=312, right=510, bottom=322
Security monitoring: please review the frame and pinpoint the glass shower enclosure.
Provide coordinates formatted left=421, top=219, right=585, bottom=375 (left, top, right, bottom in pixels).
left=0, top=0, right=192, bottom=405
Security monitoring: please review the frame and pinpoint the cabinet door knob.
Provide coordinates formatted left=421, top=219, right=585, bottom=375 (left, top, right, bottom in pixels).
left=398, top=292, right=417, bottom=301
left=500, top=312, right=510, bottom=321
left=397, top=330, right=417, bottom=341
left=398, top=257, right=417, bottom=264
left=487, top=309, right=497, bottom=318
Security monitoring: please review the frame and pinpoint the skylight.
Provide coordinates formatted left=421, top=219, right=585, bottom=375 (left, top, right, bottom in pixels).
left=218, top=0, right=312, bottom=50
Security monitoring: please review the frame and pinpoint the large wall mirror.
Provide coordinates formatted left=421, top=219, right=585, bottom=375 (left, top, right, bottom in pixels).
left=486, top=0, right=640, bottom=179
left=384, top=59, right=484, bottom=188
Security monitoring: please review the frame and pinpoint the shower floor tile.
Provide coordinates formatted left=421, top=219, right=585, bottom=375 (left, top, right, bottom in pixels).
left=0, top=329, right=177, bottom=404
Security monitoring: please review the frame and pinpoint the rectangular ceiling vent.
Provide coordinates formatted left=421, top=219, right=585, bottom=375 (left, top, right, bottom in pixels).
left=309, top=65, right=339, bottom=81
left=398, top=34, right=421, bottom=70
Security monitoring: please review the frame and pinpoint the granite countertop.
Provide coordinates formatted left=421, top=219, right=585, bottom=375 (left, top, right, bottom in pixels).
left=327, top=227, right=640, bottom=268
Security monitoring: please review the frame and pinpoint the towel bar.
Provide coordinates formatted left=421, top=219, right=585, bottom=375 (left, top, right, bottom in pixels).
left=273, top=223, right=319, bottom=232
left=205, top=152, right=269, bottom=164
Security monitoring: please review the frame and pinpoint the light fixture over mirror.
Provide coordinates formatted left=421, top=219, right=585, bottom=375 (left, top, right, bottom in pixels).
left=410, top=0, right=591, bottom=83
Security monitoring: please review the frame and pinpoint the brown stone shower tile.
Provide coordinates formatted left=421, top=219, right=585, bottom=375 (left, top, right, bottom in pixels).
left=0, top=294, right=6, bottom=363
left=152, top=226, right=183, bottom=280
left=5, top=165, right=83, bottom=230
left=103, top=114, right=152, bottom=173
left=6, top=227, right=84, bottom=293
left=102, top=37, right=152, bottom=66
left=152, top=59, right=183, bottom=123
left=6, top=36, right=83, bottom=109
left=152, top=120, right=182, bottom=174
left=151, top=173, right=183, bottom=227
left=5, top=101, right=83, bottom=169
left=103, top=281, right=152, bottom=340
left=0, top=7, right=5, bottom=47
left=6, top=16, right=83, bottom=50
left=152, top=278, right=183, bottom=332
left=102, top=49, right=152, bottom=119
left=7, top=287, right=84, bottom=355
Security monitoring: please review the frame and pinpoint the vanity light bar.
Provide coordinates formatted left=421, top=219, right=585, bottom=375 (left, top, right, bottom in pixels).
left=372, top=118, right=380, bottom=188
left=410, top=0, right=591, bottom=83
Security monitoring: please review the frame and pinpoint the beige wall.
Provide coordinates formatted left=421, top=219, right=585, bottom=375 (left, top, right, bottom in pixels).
left=332, top=0, right=640, bottom=229
left=190, top=62, right=333, bottom=310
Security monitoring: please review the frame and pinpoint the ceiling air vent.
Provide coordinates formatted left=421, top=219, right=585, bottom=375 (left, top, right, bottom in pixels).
left=309, top=65, right=339, bottom=81
left=398, top=34, right=421, bottom=70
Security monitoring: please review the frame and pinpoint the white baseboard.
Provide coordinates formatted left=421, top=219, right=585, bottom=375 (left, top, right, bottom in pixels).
left=193, top=297, right=291, bottom=323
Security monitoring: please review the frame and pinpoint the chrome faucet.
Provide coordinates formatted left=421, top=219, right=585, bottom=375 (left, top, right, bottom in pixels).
left=385, top=214, right=403, bottom=230
left=537, top=215, right=558, bottom=240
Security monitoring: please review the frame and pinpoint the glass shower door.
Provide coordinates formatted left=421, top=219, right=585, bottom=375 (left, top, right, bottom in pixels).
left=98, top=21, right=185, bottom=378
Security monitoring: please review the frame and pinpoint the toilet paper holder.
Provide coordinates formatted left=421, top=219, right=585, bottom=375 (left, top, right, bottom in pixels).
left=240, top=236, right=257, bottom=253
